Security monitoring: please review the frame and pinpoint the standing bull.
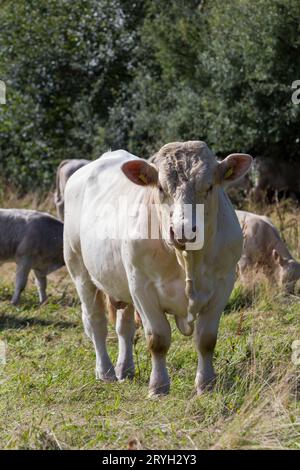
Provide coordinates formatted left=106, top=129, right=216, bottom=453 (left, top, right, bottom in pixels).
left=64, top=141, right=252, bottom=396
left=54, top=159, right=89, bottom=220
left=0, top=209, right=64, bottom=304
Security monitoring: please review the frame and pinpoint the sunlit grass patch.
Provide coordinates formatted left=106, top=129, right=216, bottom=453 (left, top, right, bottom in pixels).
left=0, top=268, right=299, bottom=449
left=0, top=196, right=299, bottom=449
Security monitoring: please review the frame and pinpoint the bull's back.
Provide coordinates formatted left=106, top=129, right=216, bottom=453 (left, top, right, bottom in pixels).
left=64, top=150, right=146, bottom=302
left=64, top=151, right=137, bottom=253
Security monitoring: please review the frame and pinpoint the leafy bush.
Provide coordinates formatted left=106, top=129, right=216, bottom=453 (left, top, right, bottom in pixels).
left=1, top=0, right=300, bottom=192
left=0, top=0, right=144, bottom=191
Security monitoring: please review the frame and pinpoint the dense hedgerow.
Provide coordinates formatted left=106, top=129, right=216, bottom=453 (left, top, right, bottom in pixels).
left=0, top=0, right=300, bottom=191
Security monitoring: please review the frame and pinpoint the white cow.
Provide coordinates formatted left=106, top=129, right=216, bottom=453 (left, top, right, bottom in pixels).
left=236, top=210, right=300, bottom=292
left=64, top=141, right=252, bottom=396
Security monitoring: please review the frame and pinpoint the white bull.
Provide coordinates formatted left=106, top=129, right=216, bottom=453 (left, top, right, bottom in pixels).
left=64, top=141, right=252, bottom=396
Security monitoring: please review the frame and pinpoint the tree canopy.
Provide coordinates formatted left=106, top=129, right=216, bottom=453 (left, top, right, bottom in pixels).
left=0, top=0, right=299, bottom=191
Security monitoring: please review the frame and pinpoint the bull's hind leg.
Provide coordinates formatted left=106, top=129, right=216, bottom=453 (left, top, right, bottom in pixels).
left=115, top=304, right=136, bottom=380
left=80, top=283, right=116, bottom=382
left=65, top=250, right=116, bottom=382
left=79, top=281, right=116, bottom=381
left=11, top=257, right=32, bottom=305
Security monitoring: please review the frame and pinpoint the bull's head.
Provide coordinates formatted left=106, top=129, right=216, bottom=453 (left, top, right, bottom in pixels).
left=121, top=141, right=252, bottom=250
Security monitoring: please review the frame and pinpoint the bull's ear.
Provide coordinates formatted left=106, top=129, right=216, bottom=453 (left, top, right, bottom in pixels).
left=217, top=153, right=253, bottom=185
left=121, top=159, right=158, bottom=186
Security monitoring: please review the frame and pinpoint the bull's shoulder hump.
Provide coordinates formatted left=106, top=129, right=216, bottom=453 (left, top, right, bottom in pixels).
left=99, top=150, right=140, bottom=166
left=84, top=150, right=140, bottom=182
left=70, top=150, right=139, bottom=180
left=65, top=150, right=140, bottom=195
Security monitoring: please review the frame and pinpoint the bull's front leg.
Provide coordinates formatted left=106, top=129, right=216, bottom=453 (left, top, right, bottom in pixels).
left=147, top=322, right=171, bottom=397
left=194, top=313, right=219, bottom=394
left=130, top=281, right=171, bottom=396
left=194, top=272, right=235, bottom=395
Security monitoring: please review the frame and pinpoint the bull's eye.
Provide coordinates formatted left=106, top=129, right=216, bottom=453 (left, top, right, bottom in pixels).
left=158, top=184, right=164, bottom=194
left=207, top=184, right=213, bottom=194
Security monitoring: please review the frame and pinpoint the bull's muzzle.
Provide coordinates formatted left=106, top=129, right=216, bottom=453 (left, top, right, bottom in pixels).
left=169, top=225, right=197, bottom=250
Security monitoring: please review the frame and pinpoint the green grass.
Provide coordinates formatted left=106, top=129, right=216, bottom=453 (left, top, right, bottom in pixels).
left=0, top=270, right=299, bottom=450
left=0, top=195, right=299, bottom=449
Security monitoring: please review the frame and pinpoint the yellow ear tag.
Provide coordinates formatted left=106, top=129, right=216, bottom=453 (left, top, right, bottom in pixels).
left=139, top=173, right=148, bottom=184
left=225, top=167, right=234, bottom=179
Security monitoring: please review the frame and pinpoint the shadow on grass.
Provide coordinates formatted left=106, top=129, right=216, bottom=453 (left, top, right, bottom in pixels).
left=0, top=283, right=80, bottom=309
left=0, top=312, right=77, bottom=330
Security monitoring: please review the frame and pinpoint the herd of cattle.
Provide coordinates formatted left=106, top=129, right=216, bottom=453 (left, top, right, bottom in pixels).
left=1, top=141, right=299, bottom=396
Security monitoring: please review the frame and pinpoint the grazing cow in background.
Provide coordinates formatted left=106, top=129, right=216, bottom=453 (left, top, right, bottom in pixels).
left=251, top=157, right=300, bottom=204
left=64, top=141, right=252, bottom=396
left=54, top=159, right=89, bottom=220
left=0, top=209, right=64, bottom=304
left=236, top=210, right=300, bottom=292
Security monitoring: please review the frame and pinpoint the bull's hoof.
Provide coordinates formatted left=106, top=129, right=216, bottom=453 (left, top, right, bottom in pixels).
left=148, top=383, right=170, bottom=398
left=95, top=367, right=117, bottom=382
left=115, top=363, right=135, bottom=381
left=195, top=375, right=216, bottom=396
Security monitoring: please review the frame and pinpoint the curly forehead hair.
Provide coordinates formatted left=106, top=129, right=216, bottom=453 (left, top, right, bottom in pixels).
left=159, top=140, right=207, bottom=156
left=154, top=141, right=217, bottom=181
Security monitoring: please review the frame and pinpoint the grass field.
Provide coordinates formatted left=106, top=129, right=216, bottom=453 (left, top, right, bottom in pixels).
left=0, top=193, right=299, bottom=449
